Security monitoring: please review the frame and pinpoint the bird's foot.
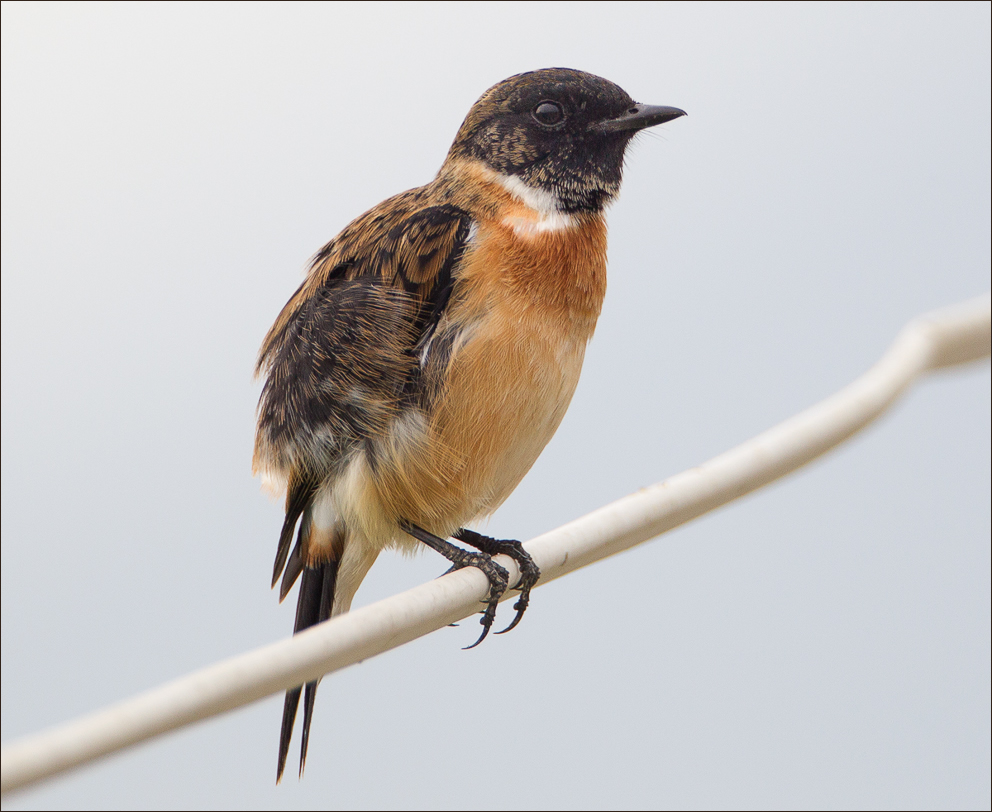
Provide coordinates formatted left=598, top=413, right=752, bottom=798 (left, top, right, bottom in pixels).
left=454, top=529, right=540, bottom=635
left=439, top=547, right=509, bottom=649
left=400, top=522, right=510, bottom=648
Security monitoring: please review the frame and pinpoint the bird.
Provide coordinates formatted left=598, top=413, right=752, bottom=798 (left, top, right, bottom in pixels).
left=253, top=67, right=685, bottom=782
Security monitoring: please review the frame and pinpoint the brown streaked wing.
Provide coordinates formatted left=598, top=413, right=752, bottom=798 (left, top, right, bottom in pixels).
left=254, top=198, right=474, bottom=512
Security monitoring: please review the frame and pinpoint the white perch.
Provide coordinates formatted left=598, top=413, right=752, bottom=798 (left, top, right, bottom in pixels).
left=2, top=293, right=989, bottom=796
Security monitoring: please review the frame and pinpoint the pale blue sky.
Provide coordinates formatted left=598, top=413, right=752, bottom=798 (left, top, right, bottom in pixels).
left=2, top=3, right=989, bottom=809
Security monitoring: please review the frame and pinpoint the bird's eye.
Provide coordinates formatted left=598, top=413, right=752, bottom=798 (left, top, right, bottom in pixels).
left=532, top=101, right=564, bottom=126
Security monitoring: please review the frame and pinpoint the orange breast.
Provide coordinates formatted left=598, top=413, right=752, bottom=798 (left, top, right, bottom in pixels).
left=370, top=209, right=609, bottom=536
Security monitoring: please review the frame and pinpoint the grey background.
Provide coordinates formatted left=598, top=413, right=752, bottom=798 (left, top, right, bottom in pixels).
left=2, top=3, right=989, bottom=810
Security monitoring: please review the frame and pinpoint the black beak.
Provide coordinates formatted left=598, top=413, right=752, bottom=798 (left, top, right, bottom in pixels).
left=594, top=103, right=687, bottom=134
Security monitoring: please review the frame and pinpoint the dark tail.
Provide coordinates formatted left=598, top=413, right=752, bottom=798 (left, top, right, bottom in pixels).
left=271, top=474, right=319, bottom=589
left=276, top=560, right=337, bottom=783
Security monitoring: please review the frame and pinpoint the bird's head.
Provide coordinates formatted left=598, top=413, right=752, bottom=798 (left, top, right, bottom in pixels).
left=445, top=68, right=685, bottom=214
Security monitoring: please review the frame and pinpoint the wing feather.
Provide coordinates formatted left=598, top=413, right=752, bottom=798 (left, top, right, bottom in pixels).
left=254, top=192, right=472, bottom=515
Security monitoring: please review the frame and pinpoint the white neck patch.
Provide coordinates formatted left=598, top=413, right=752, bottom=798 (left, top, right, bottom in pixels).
left=497, top=174, right=576, bottom=236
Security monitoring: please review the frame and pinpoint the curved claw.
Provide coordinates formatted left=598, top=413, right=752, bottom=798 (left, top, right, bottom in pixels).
left=463, top=587, right=502, bottom=649
left=495, top=594, right=529, bottom=635
left=462, top=622, right=492, bottom=650
left=494, top=609, right=525, bottom=635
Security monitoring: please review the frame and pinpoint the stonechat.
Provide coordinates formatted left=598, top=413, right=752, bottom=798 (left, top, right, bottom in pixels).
left=254, top=67, right=685, bottom=781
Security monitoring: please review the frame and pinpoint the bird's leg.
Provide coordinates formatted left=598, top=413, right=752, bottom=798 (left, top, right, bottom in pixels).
left=400, top=522, right=509, bottom=649
left=454, top=529, right=540, bottom=634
